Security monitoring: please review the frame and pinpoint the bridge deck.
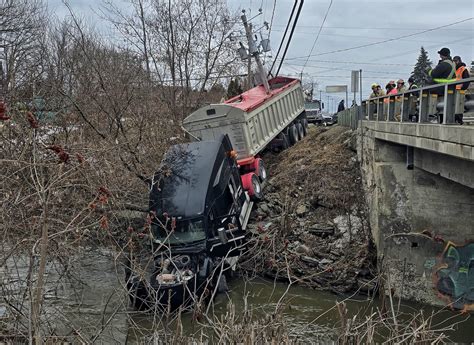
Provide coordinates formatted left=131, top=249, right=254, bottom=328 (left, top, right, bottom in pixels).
left=364, top=121, right=474, bottom=161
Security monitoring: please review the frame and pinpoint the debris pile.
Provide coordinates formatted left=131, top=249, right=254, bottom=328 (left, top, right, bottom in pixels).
left=241, top=126, right=376, bottom=294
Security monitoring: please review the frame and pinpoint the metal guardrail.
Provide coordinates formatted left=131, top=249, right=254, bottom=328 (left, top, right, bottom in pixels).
left=337, top=77, right=474, bottom=130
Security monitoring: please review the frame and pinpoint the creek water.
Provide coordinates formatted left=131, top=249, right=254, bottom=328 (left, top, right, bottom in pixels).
left=2, top=248, right=473, bottom=343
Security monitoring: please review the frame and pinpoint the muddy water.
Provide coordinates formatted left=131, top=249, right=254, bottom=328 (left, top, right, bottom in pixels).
left=2, top=249, right=473, bottom=343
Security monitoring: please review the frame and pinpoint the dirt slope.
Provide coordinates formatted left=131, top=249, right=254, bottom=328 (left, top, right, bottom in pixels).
left=241, top=125, right=376, bottom=294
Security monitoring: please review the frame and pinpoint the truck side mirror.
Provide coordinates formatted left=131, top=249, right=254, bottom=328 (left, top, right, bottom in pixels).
left=322, top=102, right=325, bottom=109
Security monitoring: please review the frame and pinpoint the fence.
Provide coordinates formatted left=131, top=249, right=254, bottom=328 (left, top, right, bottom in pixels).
left=337, top=77, right=474, bottom=130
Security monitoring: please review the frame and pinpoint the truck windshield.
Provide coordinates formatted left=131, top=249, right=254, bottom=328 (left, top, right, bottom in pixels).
left=305, top=102, right=320, bottom=110
left=154, top=218, right=206, bottom=245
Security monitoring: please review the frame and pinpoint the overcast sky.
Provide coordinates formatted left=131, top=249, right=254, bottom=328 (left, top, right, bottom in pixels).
left=48, top=0, right=474, bottom=112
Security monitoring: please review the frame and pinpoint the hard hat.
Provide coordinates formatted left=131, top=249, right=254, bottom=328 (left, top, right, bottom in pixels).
left=371, top=83, right=378, bottom=88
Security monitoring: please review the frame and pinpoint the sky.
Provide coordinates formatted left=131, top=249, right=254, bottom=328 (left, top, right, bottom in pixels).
left=48, top=0, right=474, bottom=113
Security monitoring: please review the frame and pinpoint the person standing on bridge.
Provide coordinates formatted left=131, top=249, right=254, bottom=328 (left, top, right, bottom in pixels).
left=385, top=81, right=397, bottom=95
left=396, top=79, right=407, bottom=93
left=370, top=83, right=385, bottom=98
left=408, top=77, right=418, bottom=90
left=453, top=56, right=470, bottom=125
left=453, top=56, right=470, bottom=91
left=429, top=48, right=456, bottom=86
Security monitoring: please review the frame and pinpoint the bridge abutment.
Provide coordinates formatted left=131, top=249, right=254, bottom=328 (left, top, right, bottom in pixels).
left=357, top=123, right=474, bottom=309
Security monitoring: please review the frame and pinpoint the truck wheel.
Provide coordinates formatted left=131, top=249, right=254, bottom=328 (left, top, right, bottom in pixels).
left=276, top=132, right=289, bottom=151
left=288, top=124, right=299, bottom=145
left=255, top=158, right=267, bottom=182
left=241, top=172, right=263, bottom=201
left=296, top=122, right=304, bottom=140
left=302, top=119, right=309, bottom=135
left=251, top=174, right=263, bottom=201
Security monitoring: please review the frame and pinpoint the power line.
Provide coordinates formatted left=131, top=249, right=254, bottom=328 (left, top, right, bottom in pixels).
left=268, top=0, right=277, bottom=34
left=288, top=62, right=412, bottom=75
left=271, top=24, right=471, bottom=31
left=375, top=36, right=469, bottom=62
left=269, top=0, right=296, bottom=75
left=301, top=0, right=333, bottom=73
left=285, top=17, right=474, bottom=60
left=291, top=59, right=414, bottom=67
left=272, top=29, right=471, bottom=44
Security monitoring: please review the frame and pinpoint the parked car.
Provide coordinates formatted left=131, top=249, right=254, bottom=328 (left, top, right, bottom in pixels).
left=321, top=112, right=335, bottom=126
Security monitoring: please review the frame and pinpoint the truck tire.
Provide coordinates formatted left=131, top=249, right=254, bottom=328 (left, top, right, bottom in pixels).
left=250, top=174, right=263, bottom=201
left=275, top=132, right=289, bottom=151
left=302, top=119, right=308, bottom=136
left=241, top=172, right=263, bottom=201
left=255, top=158, right=267, bottom=183
left=296, top=122, right=304, bottom=140
left=288, top=124, right=299, bottom=145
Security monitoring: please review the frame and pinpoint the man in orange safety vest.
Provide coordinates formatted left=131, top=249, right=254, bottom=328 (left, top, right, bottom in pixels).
left=453, top=56, right=470, bottom=90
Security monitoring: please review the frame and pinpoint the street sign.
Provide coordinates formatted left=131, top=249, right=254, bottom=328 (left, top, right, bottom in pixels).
left=351, top=70, right=359, bottom=92
left=326, top=85, right=347, bottom=93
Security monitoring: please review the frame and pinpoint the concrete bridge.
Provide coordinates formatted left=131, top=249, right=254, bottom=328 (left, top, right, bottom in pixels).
left=338, top=78, right=474, bottom=310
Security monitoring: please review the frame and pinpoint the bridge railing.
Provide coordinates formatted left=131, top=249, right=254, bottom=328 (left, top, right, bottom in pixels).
left=337, top=77, right=474, bottom=129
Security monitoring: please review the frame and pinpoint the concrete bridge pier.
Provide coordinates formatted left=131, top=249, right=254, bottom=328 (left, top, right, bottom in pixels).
left=357, top=123, right=474, bottom=309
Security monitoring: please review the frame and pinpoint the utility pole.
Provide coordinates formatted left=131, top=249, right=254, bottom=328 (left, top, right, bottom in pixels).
left=247, top=58, right=253, bottom=90
left=241, top=12, right=270, bottom=93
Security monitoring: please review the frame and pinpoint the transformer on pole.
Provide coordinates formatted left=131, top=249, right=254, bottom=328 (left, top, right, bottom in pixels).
left=240, top=11, right=271, bottom=94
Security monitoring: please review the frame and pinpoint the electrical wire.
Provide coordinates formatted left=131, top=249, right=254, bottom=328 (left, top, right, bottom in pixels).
left=268, top=0, right=277, bottom=34
left=285, top=17, right=474, bottom=60
left=268, top=0, right=297, bottom=76
left=293, top=59, right=414, bottom=67
left=301, top=0, right=333, bottom=73
left=271, top=29, right=470, bottom=44
left=271, top=24, right=471, bottom=31
left=262, top=0, right=276, bottom=65
left=275, top=0, right=304, bottom=76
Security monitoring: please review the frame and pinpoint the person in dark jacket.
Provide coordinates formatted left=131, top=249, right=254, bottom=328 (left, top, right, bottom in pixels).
left=453, top=56, right=470, bottom=90
left=337, top=99, right=345, bottom=112
left=429, top=47, right=456, bottom=85
left=408, top=77, right=418, bottom=90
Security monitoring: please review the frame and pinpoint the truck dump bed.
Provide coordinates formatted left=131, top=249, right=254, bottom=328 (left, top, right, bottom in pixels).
left=182, top=77, right=305, bottom=160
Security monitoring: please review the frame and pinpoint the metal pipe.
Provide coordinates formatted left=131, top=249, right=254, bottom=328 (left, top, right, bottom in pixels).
left=437, top=100, right=474, bottom=111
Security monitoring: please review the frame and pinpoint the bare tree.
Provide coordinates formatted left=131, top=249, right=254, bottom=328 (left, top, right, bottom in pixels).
left=101, top=0, right=240, bottom=119
left=0, top=0, right=48, bottom=100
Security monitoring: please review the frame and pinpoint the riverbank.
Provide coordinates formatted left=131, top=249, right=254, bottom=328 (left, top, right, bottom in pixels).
left=242, top=126, right=376, bottom=294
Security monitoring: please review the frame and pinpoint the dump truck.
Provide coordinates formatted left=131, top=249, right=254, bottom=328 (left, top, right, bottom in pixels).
left=126, top=76, right=308, bottom=311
